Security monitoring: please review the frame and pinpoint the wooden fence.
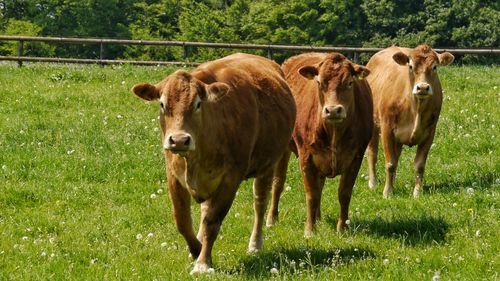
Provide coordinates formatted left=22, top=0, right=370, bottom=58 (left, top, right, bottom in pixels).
left=0, top=35, right=499, bottom=67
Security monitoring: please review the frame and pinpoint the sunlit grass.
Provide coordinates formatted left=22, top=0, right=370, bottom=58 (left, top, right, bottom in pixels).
left=0, top=62, right=498, bottom=280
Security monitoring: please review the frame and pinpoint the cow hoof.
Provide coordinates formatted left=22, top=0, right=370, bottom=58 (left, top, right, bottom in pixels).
left=368, top=179, right=377, bottom=189
left=190, top=263, right=214, bottom=275
left=413, top=189, right=421, bottom=198
left=304, top=229, right=314, bottom=238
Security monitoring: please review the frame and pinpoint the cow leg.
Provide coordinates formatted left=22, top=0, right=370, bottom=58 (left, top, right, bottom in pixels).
left=168, top=176, right=201, bottom=259
left=249, top=170, right=273, bottom=252
left=196, top=202, right=209, bottom=243
left=301, top=156, right=325, bottom=237
left=191, top=180, right=238, bottom=274
left=381, top=127, right=403, bottom=198
left=266, top=149, right=291, bottom=227
left=337, top=157, right=363, bottom=232
left=367, top=125, right=380, bottom=189
left=413, top=131, right=435, bottom=198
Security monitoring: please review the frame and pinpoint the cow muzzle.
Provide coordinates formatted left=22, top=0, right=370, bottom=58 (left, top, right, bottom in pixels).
left=164, top=132, right=195, bottom=153
left=412, top=82, right=433, bottom=98
left=322, top=105, right=346, bottom=123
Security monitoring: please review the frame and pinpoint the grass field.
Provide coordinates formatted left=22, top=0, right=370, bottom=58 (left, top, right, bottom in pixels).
left=0, top=61, right=498, bottom=280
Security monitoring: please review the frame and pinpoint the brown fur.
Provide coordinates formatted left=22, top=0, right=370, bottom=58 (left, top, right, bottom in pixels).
left=366, top=44, right=454, bottom=198
left=267, top=53, right=373, bottom=236
left=132, top=53, right=296, bottom=273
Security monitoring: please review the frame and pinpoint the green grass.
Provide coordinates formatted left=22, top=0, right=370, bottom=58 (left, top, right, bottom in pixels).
left=0, top=62, right=498, bottom=280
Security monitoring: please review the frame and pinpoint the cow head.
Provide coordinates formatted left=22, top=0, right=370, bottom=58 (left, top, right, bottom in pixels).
left=299, top=53, right=370, bottom=123
left=132, top=70, right=229, bottom=155
left=392, top=44, right=454, bottom=99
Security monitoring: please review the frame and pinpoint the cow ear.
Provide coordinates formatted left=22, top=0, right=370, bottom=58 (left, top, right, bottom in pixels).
left=298, top=65, right=319, bottom=80
left=392, top=52, right=409, bottom=66
left=132, top=83, right=160, bottom=101
left=205, top=82, right=230, bottom=102
left=352, top=64, right=370, bottom=80
left=174, top=69, right=192, bottom=79
left=438, top=52, right=454, bottom=66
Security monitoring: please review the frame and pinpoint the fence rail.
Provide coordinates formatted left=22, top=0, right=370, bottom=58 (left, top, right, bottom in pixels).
left=1, top=35, right=499, bottom=67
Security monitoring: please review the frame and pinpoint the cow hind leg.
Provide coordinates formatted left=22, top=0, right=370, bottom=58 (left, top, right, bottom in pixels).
left=266, top=149, right=291, bottom=227
left=249, top=170, right=273, bottom=253
left=367, top=125, right=380, bottom=189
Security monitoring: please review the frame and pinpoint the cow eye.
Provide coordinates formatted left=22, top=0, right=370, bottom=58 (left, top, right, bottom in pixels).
left=348, top=80, right=353, bottom=87
left=195, top=100, right=202, bottom=111
left=409, top=65, right=413, bottom=70
left=433, top=65, right=437, bottom=71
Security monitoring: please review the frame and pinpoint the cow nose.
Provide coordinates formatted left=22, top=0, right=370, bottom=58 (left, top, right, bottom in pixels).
left=414, top=82, right=432, bottom=96
left=165, top=133, right=193, bottom=151
left=323, top=105, right=346, bottom=121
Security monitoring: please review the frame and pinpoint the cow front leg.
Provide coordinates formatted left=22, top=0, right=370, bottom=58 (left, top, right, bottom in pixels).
left=301, top=157, right=325, bottom=237
left=266, top=149, right=291, bottom=227
left=337, top=157, right=362, bottom=232
left=381, top=126, right=403, bottom=198
left=367, top=125, right=380, bottom=189
left=249, top=170, right=273, bottom=252
left=413, top=131, right=435, bottom=198
left=191, top=181, right=238, bottom=274
left=168, top=176, right=201, bottom=259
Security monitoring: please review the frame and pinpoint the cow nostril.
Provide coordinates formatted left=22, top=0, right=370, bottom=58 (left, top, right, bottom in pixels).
left=168, top=135, right=175, bottom=146
left=417, top=85, right=421, bottom=91
left=324, top=107, right=330, bottom=115
left=336, top=107, right=343, bottom=114
left=183, top=136, right=191, bottom=146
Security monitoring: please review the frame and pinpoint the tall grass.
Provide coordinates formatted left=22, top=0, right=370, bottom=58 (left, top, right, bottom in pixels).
left=0, top=62, right=498, bottom=280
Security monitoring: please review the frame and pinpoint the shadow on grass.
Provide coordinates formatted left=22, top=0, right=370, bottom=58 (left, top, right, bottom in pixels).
left=348, top=215, right=449, bottom=247
left=426, top=171, right=498, bottom=194
left=230, top=246, right=375, bottom=278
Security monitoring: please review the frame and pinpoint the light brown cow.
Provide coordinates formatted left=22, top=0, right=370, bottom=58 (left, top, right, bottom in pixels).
left=366, top=44, right=454, bottom=198
left=266, top=53, right=373, bottom=237
left=132, top=53, right=296, bottom=274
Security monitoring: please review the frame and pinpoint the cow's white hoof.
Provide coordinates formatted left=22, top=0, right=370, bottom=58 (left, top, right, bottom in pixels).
left=190, top=263, right=214, bottom=275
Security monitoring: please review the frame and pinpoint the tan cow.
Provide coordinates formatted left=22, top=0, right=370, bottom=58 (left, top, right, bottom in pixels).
left=366, top=44, right=454, bottom=198
left=266, top=53, right=373, bottom=237
left=132, top=53, right=296, bottom=274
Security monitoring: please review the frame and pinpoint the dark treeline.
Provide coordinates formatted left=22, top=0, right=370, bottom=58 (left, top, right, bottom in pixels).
left=0, top=0, right=498, bottom=64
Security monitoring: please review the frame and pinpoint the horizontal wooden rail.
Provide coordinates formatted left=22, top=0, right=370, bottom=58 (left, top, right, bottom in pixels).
left=0, top=35, right=498, bottom=67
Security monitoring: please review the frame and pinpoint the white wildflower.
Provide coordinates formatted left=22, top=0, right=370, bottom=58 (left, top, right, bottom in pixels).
left=157, top=189, right=163, bottom=194
left=466, top=187, right=474, bottom=194
left=270, top=267, right=279, bottom=275
left=147, top=232, right=154, bottom=239
left=345, top=219, right=351, bottom=225
left=161, top=242, right=168, bottom=248
left=67, top=149, right=75, bottom=155
left=136, top=233, right=143, bottom=240
left=150, top=193, right=157, bottom=199
left=22, top=236, right=28, bottom=241
left=383, top=258, right=389, bottom=266
left=475, top=230, right=481, bottom=237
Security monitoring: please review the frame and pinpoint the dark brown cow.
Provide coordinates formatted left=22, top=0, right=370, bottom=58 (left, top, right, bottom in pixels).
left=366, top=45, right=454, bottom=198
left=266, top=53, right=373, bottom=236
left=132, top=53, right=296, bottom=274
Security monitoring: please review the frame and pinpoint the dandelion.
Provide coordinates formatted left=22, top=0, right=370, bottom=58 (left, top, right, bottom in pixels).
left=150, top=193, right=157, bottom=199
left=90, top=258, right=98, bottom=264
left=466, top=187, right=474, bottom=194
left=2, top=165, right=7, bottom=170
left=432, top=272, right=440, bottom=281
left=270, top=267, right=279, bottom=275
left=153, top=127, right=159, bottom=132
left=41, top=251, right=47, bottom=257
left=475, top=230, right=481, bottom=237
left=117, top=114, right=123, bottom=119
left=67, top=149, right=75, bottom=155
left=157, top=189, right=163, bottom=194
left=136, top=233, right=143, bottom=240
left=382, top=258, right=389, bottom=266
left=50, top=253, right=56, bottom=258
left=452, top=203, right=457, bottom=207
left=345, top=219, right=351, bottom=225
left=121, top=81, right=126, bottom=85
left=415, top=258, right=421, bottom=263
left=161, top=242, right=168, bottom=248
left=147, top=232, right=154, bottom=239
left=285, top=185, right=292, bottom=191
left=22, top=236, right=28, bottom=241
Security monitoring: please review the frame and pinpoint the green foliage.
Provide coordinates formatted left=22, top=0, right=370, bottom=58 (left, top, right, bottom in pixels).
left=0, top=63, right=498, bottom=279
left=0, top=0, right=498, bottom=63
left=0, top=19, right=54, bottom=56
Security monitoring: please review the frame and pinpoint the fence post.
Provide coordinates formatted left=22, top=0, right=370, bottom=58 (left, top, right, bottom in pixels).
left=267, top=47, right=273, bottom=60
left=353, top=52, right=359, bottom=63
left=18, top=40, right=24, bottom=67
left=183, top=43, right=188, bottom=60
left=99, top=42, right=105, bottom=66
